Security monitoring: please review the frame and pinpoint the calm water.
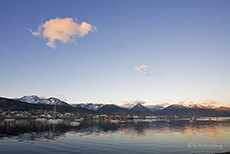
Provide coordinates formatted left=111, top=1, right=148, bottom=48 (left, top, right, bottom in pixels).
left=0, top=118, right=230, bottom=154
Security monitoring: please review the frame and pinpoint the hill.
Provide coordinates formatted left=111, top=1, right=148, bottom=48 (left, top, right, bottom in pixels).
left=98, top=105, right=130, bottom=115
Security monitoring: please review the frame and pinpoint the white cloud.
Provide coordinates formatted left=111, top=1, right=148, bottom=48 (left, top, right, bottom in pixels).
left=29, top=17, right=97, bottom=49
left=134, top=65, right=148, bottom=72
left=134, top=65, right=157, bottom=77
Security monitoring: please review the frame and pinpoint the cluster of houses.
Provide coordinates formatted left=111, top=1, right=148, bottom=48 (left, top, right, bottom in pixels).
left=0, top=109, right=158, bottom=121
left=0, top=109, right=76, bottom=119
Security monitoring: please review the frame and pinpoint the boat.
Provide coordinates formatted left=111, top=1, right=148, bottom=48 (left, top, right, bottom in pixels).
left=118, top=121, right=127, bottom=124
left=74, top=117, right=84, bottom=122
left=137, top=119, right=153, bottom=123
left=190, top=113, right=196, bottom=123
left=48, top=118, right=63, bottom=124
left=172, top=115, right=180, bottom=119
left=69, top=117, right=83, bottom=126
left=110, top=119, right=119, bottom=123
left=165, top=118, right=171, bottom=122
left=209, top=117, right=213, bottom=123
left=189, top=117, right=194, bottom=123
left=4, top=118, right=15, bottom=122
left=70, top=121, right=80, bottom=126
left=36, top=118, right=47, bottom=121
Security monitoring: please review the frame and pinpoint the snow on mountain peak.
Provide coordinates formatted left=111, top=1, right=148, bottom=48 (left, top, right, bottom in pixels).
left=16, top=95, right=70, bottom=107
left=19, top=95, right=40, bottom=104
left=136, top=103, right=143, bottom=108
left=71, top=103, right=104, bottom=111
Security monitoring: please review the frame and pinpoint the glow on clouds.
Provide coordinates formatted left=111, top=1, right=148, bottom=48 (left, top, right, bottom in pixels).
left=202, top=100, right=216, bottom=105
left=29, top=17, right=96, bottom=49
left=134, top=65, right=148, bottom=72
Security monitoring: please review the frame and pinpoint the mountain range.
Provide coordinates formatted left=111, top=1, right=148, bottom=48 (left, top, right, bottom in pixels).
left=0, top=95, right=230, bottom=116
left=72, top=103, right=104, bottom=111
left=16, top=95, right=71, bottom=107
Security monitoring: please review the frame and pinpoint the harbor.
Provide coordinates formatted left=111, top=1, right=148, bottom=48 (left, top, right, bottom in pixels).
left=1, top=118, right=230, bottom=154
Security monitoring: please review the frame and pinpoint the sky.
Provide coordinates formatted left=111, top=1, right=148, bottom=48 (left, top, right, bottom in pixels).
left=0, top=0, right=229, bottom=106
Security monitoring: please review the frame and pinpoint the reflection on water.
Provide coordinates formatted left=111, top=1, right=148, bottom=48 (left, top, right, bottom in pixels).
left=0, top=118, right=230, bottom=154
left=1, top=119, right=230, bottom=139
left=0, top=120, right=68, bottom=140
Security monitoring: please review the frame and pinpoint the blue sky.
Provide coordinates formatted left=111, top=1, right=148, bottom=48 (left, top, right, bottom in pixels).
left=0, top=0, right=229, bottom=106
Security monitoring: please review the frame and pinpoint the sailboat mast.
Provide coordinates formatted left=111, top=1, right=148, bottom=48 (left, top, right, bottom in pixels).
left=54, top=103, right=56, bottom=118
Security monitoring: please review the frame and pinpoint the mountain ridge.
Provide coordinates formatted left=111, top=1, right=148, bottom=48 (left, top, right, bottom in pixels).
left=1, top=95, right=230, bottom=116
left=15, top=95, right=70, bottom=107
left=72, top=103, right=104, bottom=111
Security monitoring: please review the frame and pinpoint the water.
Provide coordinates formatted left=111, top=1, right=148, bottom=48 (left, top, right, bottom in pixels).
left=0, top=118, right=230, bottom=154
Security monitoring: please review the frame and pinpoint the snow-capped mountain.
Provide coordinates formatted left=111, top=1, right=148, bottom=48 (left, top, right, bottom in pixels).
left=146, top=105, right=167, bottom=112
left=14, top=95, right=225, bottom=114
left=72, top=103, right=104, bottom=111
left=214, top=106, right=230, bottom=110
left=16, top=95, right=70, bottom=107
left=184, top=104, right=210, bottom=109
left=165, top=104, right=188, bottom=110
left=153, top=103, right=226, bottom=116
left=162, top=104, right=211, bottom=110
left=130, top=103, right=152, bottom=113
left=140, top=103, right=211, bottom=112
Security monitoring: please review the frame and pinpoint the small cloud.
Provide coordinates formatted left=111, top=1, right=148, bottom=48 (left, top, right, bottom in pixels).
left=159, top=102, right=169, bottom=106
left=179, top=101, right=184, bottom=105
left=134, top=65, right=148, bottom=72
left=57, top=94, right=67, bottom=101
left=134, top=65, right=157, bottom=77
left=29, top=17, right=96, bottom=49
left=134, top=100, right=146, bottom=105
left=202, top=100, right=216, bottom=105
left=39, top=96, right=46, bottom=99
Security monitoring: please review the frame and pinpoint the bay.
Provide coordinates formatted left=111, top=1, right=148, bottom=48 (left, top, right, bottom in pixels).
left=0, top=118, right=230, bottom=154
